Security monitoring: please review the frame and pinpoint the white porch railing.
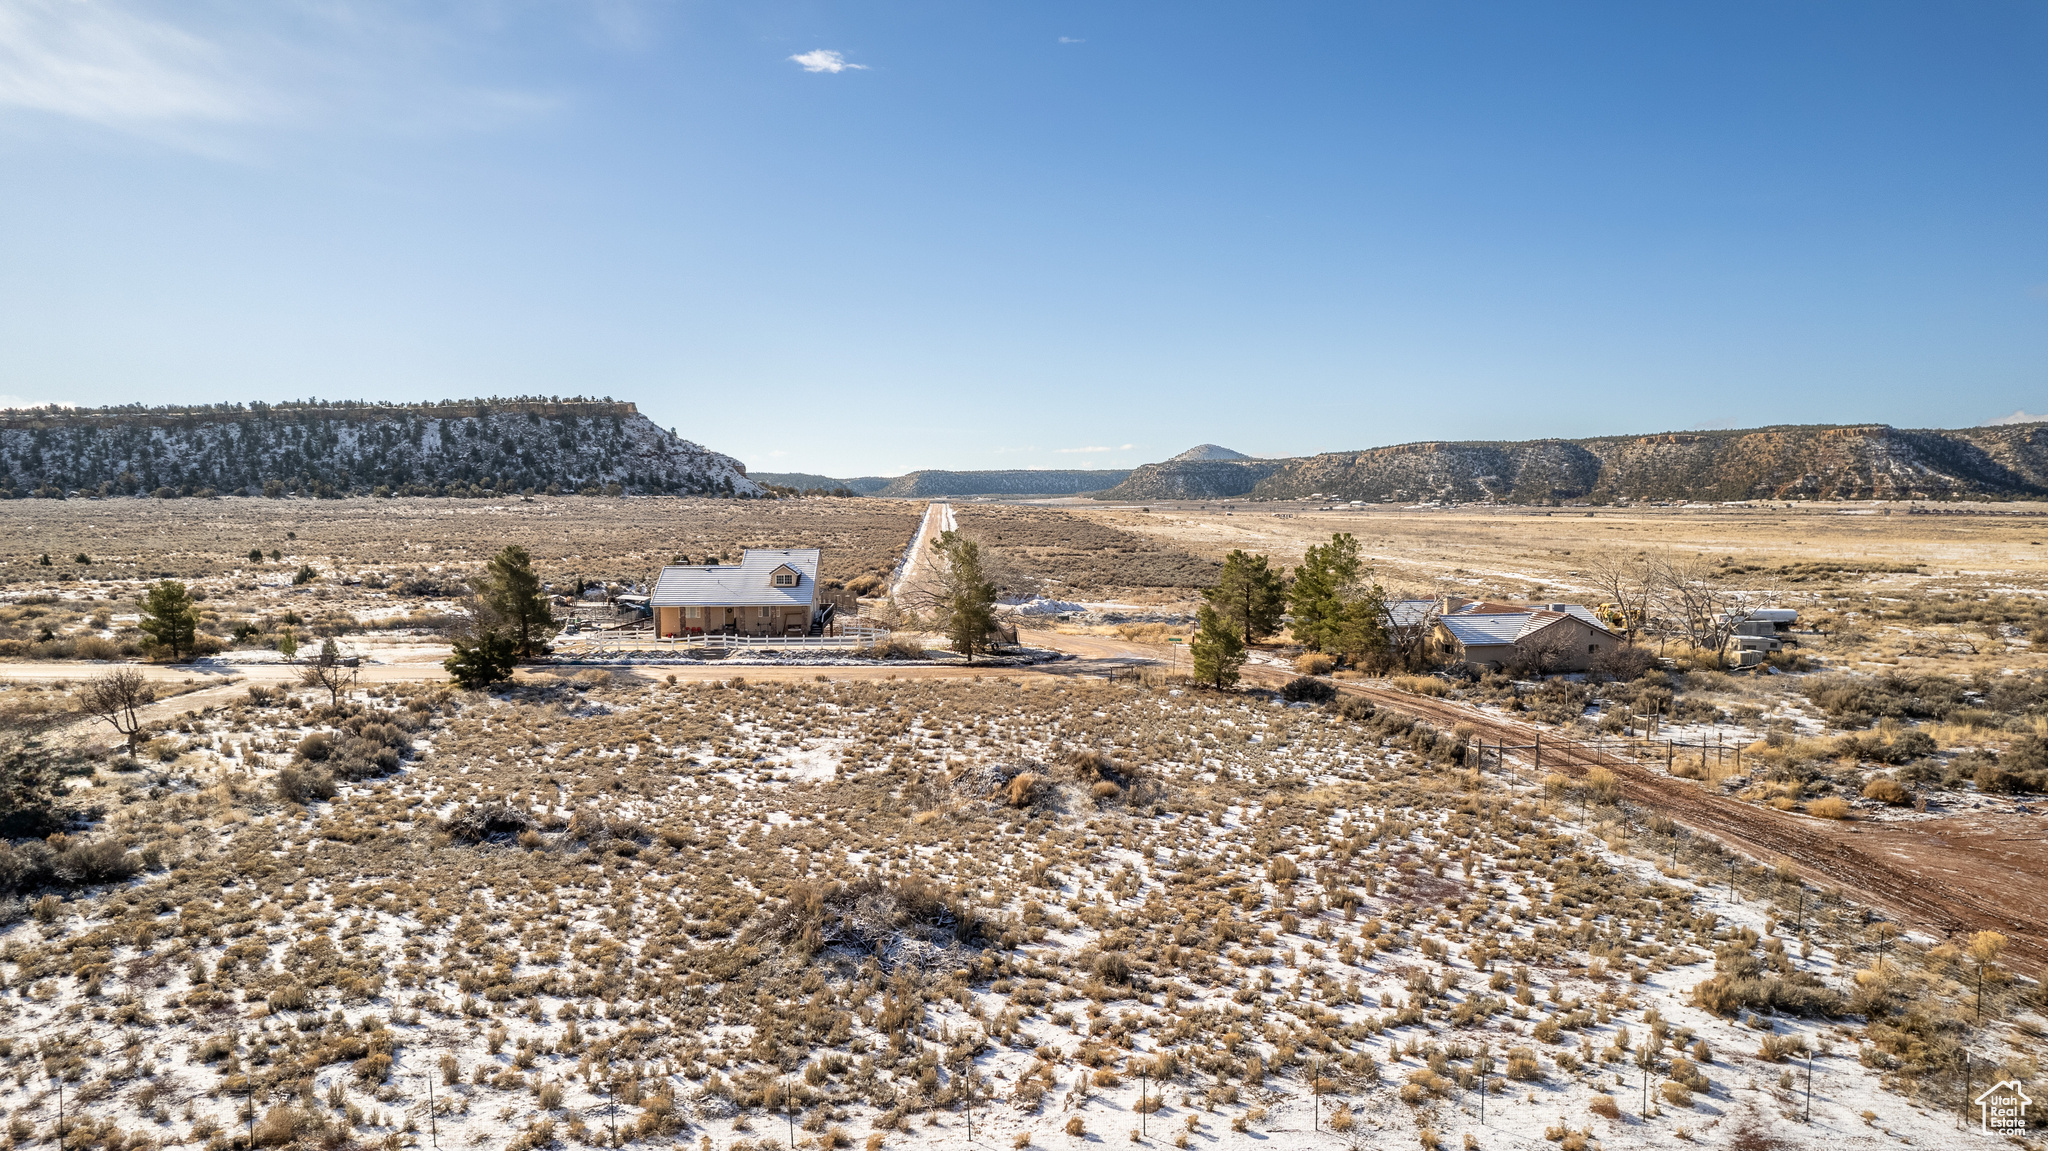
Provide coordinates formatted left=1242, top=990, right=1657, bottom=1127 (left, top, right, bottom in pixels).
left=551, top=620, right=891, bottom=658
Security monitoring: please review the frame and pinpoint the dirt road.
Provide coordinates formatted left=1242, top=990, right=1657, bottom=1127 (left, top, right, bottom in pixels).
left=889, top=501, right=956, bottom=601
left=1248, top=669, right=2048, bottom=977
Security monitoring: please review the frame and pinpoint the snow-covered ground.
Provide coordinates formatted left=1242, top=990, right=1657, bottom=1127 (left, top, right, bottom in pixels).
left=1, top=677, right=2032, bottom=1151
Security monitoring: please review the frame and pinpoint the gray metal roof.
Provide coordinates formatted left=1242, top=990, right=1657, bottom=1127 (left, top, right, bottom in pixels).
left=1387, top=599, right=1439, bottom=628
left=1439, top=608, right=1617, bottom=647
left=650, top=549, right=820, bottom=608
left=1438, top=614, right=1529, bottom=645
left=1550, top=604, right=1609, bottom=630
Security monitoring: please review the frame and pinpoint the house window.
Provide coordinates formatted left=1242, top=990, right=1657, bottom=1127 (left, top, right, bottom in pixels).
left=1589, top=645, right=1600, bottom=654
left=759, top=607, right=771, bottom=619
left=773, top=570, right=797, bottom=588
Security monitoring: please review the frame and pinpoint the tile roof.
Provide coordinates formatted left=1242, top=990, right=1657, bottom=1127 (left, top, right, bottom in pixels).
left=650, top=548, right=820, bottom=608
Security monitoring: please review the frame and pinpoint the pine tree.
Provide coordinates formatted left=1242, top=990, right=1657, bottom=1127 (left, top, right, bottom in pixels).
left=933, top=531, right=1001, bottom=665
left=1287, top=533, right=1394, bottom=666
left=478, top=545, right=557, bottom=657
left=1191, top=605, right=1247, bottom=688
left=1204, top=550, right=1287, bottom=644
left=445, top=630, right=517, bottom=689
left=1288, top=533, right=1364, bottom=653
left=138, top=580, right=199, bottom=662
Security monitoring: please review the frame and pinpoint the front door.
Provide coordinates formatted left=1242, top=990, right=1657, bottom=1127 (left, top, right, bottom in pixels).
left=723, top=607, right=736, bottom=632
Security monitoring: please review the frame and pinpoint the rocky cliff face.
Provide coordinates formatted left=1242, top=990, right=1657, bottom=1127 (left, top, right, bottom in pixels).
left=1095, top=424, right=2048, bottom=503
left=0, top=399, right=762, bottom=498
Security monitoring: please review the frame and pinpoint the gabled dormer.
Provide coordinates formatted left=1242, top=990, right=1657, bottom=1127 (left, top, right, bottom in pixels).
left=770, top=564, right=801, bottom=589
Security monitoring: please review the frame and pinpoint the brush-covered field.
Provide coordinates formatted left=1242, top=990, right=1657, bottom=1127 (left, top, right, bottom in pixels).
left=0, top=497, right=926, bottom=661
left=3, top=673, right=2041, bottom=1151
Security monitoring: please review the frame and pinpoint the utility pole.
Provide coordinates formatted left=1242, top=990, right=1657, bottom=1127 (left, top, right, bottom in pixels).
left=786, top=1072, right=794, bottom=1149
left=964, top=1055, right=973, bottom=1144
left=55, top=1075, right=64, bottom=1147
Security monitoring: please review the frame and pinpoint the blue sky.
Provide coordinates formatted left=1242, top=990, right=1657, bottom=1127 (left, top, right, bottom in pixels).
left=0, top=1, right=2043, bottom=477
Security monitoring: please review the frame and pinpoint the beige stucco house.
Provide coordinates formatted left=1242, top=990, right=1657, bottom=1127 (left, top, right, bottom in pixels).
left=650, top=549, right=822, bottom=638
left=1431, top=597, right=1620, bottom=673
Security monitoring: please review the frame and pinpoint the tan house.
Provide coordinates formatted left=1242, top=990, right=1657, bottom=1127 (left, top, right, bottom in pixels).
left=1431, top=598, right=1620, bottom=673
left=650, top=549, right=822, bottom=638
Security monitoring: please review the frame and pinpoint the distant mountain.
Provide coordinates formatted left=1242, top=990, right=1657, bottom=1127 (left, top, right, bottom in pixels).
left=1166, top=444, right=1251, bottom=462
left=750, top=472, right=894, bottom=495
left=875, top=469, right=1131, bottom=498
left=1097, top=423, right=2048, bottom=503
left=1096, top=458, right=1284, bottom=500
left=0, top=398, right=762, bottom=499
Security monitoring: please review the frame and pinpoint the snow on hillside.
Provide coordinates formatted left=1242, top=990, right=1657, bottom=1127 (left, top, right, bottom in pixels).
left=0, top=400, right=762, bottom=499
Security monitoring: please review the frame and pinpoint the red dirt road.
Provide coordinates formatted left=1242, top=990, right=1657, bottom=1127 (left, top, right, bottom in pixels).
left=1263, top=670, right=2048, bottom=977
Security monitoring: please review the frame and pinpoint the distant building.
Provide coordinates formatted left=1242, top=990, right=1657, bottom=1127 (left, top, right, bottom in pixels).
left=1428, top=596, right=1619, bottom=673
left=650, top=549, right=823, bottom=638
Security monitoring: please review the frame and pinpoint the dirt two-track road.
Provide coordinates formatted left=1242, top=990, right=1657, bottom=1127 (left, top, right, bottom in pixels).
left=8, top=628, right=2045, bottom=976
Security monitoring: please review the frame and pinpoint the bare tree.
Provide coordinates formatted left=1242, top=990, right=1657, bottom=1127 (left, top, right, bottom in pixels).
left=1582, top=551, right=1654, bottom=644
left=1377, top=600, right=1440, bottom=674
left=79, top=668, right=155, bottom=757
left=300, top=639, right=359, bottom=709
left=1650, top=556, right=1746, bottom=666
left=1507, top=621, right=1582, bottom=677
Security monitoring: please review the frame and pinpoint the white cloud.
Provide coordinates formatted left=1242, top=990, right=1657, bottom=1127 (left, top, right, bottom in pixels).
left=1058, top=37, right=1084, bottom=44
left=0, top=0, right=255, bottom=127
left=789, top=49, right=864, bottom=73
left=1983, top=409, right=2048, bottom=427
left=0, top=2, right=569, bottom=148
left=0, top=395, right=74, bottom=409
